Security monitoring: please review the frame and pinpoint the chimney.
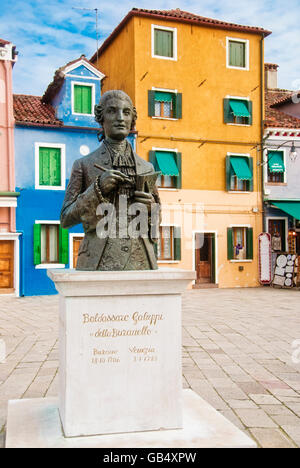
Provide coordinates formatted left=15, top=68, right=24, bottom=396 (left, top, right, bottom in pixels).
left=265, top=63, right=279, bottom=89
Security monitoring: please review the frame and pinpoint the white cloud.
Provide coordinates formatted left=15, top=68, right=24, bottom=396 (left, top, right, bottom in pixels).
left=2, top=0, right=299, bottom=94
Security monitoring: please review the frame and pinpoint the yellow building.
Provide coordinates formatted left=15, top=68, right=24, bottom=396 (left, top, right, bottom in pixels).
left=90, top=8, right=271, bottom=288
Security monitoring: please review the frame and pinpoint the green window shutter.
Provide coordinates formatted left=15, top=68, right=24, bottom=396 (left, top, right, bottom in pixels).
left=229, top=41, right=245, bottom=67
left=148, top=90, right=156, bottom=117
left=33, top=224, right=41, bottom=265
left=248, top=157, right=254, bottom=191
left=154, top=29, right=173, bottom=57
left=39, top=147, right=50, bottom=185
left=174, top=93, right=182, bottom=119
left=173, top=226, right=181, bottom=261
left=247, top=100, right=253, bottom=125
left=174, top=152, right=182, bottom=189
left=223, top=98, right=233, bottom=123
left=211, top=234, right=216, bottom=283
left=246, top=227, right=253, bottom=260
left=227, top=228, right=234, bottom=260
left=148, top=150, right=157, bottom=169
left=59, top=226, right=69, bottom=264
left=81, top=86, right=92, bottom=114
left=49, top=148, right=61, bottom=186
left=226, top=155, right=232, bottom=191
left=74, top=85, right=92, bottom=114
left=74, top=85, right=82, bottom=113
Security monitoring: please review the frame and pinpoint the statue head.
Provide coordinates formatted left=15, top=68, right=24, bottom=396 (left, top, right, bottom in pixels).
left=94, top=90, right=137, bottom=141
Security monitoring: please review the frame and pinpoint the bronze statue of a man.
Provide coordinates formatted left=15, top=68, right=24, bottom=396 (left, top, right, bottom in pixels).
left=60, top=90, right=161, bottom=271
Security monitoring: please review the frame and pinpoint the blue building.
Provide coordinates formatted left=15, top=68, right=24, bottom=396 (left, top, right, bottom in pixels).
left=14, top=55, right=135, bottom=296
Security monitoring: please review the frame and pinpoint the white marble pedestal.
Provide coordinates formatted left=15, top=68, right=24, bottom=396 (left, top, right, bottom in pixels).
left=48, top=268, right=195, bottom=438
left=5, top=268, right=257, bottom=448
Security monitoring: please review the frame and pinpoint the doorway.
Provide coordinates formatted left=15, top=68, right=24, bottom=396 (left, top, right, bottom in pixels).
left=194, top=233, right=216, bottom=285
left=0, top=240, right=14, bottom=293
left=71, top=235, right=84, bottom=269
left=268, top=218, right=287, bottom=252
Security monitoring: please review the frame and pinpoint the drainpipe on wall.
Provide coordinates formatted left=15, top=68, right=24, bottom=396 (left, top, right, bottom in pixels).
left=17, top=230, right=25, bottom=297
left=260, top=36, right=265, bottom=232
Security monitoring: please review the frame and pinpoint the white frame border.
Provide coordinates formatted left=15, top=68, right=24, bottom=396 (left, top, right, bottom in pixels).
left=228, top=225, right=253, bottom=263
left=151, top=24, right=177, bottom=61
left=151, top=87, right=179, bottom=121
left=225, top=95, right=251, bottom=127
left=34, top=220, right=65, bottom=269
left=152, top=147, right=179, bottom=191
left=226, top=36, right=249, bottom=71
left=35, top=142, right=66, bottom=191
left=71, top=81, right=95, bottom=117
left=69, top=233, right=85, bottom=269
left=157, top=223, right=180, bottom=264
left=227, top=152, right=252, bottom=193
left=263, top=146, right=287, bottom=185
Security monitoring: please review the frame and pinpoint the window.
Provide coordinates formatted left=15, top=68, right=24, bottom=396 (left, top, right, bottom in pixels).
left=149, top=150, right=182, bottom=189
left=156, top=226, right=181, bottom=261
left=227, top=38, right=248, bottom=70
left=227, top=227, right=253, bottom=260
left=267, top=150, right=285, bottom=183
left=226, top=155, right=253, bottom=192
left=152, top=25, right=177, bottom=60
left=33, top=223, right=68, bottom=266
left=35, top=143, right=65, bottom=190
left=148, top=90, right=182, bottom=119
left=72, top=83, right=94, bottom=115
left=223, top=98, right=252, bottom=125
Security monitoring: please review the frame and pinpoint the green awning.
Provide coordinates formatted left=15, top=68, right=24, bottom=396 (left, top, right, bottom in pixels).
left=272, top=201, right=300, bottom=221
left=155, top=152, right=179, bottom=176
left=155, top=91, right=173, bottom=102
left=229, top=100, right=250, bottom=117
left=268, top=152, right=285, bottom=173
left=230, top=157, right=252, bottom=180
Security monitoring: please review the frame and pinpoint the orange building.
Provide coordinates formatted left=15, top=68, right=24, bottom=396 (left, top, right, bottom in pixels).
left=91, top=8, right=271, bottom=288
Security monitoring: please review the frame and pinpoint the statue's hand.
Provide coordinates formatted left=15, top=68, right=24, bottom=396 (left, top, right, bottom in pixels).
left=134, top=191, right=154, bottom=211
left=98, top=170, right=129, bottom=196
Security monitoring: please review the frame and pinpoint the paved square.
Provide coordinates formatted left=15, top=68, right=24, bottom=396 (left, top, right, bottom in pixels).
left=0, top=287, right=300, bottom=448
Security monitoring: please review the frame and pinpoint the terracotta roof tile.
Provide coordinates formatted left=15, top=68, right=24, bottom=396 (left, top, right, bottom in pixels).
left=13, top=94, right=62, bottom=126
left=270, top=91, right=300, bottom=107
left=265, top=63, right=279, bottom=70
left=265, top=89, right=300, bottom=129
left=0, top=38, right=11, bottom=46
left=90, top=8, right=271, bottom=62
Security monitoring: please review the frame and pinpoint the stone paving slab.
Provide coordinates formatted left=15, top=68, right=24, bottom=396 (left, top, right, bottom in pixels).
left=0, top=287, right=300, bottom=448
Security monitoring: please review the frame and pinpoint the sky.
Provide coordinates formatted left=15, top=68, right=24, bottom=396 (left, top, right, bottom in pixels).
left=1, top=0, right=299, bottom=96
